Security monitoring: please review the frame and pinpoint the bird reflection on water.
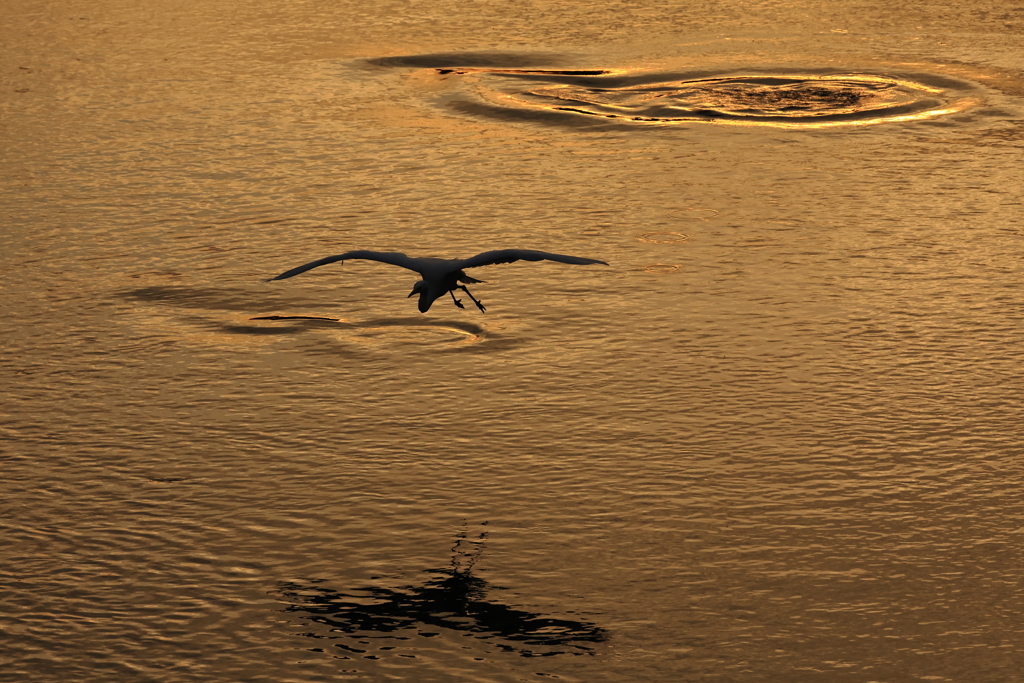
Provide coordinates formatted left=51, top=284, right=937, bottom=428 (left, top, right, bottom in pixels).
left=277, top=525, right=607, bottom=658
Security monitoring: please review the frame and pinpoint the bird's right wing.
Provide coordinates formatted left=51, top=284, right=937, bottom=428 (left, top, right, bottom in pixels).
left=268, top=251, right=422, bottom=281
left=458, top=249, right=609, bottom=270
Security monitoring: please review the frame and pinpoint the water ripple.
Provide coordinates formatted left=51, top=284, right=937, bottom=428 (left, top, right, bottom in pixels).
left=375, top=56, right=982, bottom=128
left=498, top=72, right=974, bottom=128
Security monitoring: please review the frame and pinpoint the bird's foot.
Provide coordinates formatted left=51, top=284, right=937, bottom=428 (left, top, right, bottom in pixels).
left=453, top=298, right=465, bottom=309
left=459, top=285, right=486, bottom=313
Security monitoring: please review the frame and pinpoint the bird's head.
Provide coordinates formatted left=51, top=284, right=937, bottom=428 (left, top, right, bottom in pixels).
left=408, top=280, right=427, bottom=298
left=408, top=280, right=438, bottom=313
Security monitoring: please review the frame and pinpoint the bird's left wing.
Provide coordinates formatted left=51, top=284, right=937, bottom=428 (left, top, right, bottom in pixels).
left=269, top=251, right=422, bottom=281
left=458, top=249, right=609, bottom=270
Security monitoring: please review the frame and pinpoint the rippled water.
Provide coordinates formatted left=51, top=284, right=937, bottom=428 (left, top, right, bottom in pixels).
left=4, top=0, right=1024, bottom=681
left=434, top=65, right=980, bottom=127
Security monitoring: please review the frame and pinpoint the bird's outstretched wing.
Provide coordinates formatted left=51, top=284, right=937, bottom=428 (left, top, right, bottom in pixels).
left=457, top=249, right=609, bottom=270
left=269, top=251, right=422, bottom=281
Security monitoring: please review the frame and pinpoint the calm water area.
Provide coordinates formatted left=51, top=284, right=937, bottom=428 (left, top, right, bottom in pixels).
left=3, top=0, right=1024, bottom=681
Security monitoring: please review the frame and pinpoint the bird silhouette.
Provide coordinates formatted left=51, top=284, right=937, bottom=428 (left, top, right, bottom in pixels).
left=268, top=249, right=608, bottom=313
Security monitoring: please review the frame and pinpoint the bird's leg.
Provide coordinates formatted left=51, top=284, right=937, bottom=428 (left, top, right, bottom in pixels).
left=449, top=289, right=465, bottom=309
left=459, top=285, right=486, bottom=313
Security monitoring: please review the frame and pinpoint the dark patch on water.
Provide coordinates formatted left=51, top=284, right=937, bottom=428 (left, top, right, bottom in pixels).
left=367, top=52, right=572, bottom=69
left=250, top=315, right=341, bottom=322
left=279, top=572, right=607, bottom=658
left=277, top=525, right=607, bottom=659
left=120, top=285, right=324, bottom=313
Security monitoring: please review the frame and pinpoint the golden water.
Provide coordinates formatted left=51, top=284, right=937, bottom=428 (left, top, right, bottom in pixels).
left=3, top=0, right=1024, bottom=681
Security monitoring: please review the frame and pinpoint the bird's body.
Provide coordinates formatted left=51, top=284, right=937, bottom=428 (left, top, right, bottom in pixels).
left=269, top=249, right=608, bottom=313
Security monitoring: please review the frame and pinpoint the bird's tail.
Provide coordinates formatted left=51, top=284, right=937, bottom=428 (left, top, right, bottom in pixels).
left=458, top=274, right=485, bottom=284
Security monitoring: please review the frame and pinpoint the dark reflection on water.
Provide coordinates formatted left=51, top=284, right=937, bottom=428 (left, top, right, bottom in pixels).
left=366, top=52, right=573, bottom=69
left=121, top=285, right=275, bottom=312
left=277, top=526, right=607, bottom=658
left=250, top=314, right=341, bottom=322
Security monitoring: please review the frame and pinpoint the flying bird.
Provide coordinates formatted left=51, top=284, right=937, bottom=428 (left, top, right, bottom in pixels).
left=268, top=249, right=609, bottom=313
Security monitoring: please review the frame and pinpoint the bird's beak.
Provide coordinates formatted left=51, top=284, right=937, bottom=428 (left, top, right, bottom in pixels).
left=408, top=287, right=417, bottom=298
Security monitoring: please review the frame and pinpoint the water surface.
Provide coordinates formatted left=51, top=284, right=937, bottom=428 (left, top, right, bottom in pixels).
left=3, top=0, right=1024, bottom=681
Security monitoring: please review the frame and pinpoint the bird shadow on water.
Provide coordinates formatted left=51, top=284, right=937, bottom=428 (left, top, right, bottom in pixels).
left=275, top=524, right=608, bottom=660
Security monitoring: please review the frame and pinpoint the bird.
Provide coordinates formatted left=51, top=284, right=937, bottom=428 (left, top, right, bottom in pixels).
left=268, top=249, right=609, bottom=313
